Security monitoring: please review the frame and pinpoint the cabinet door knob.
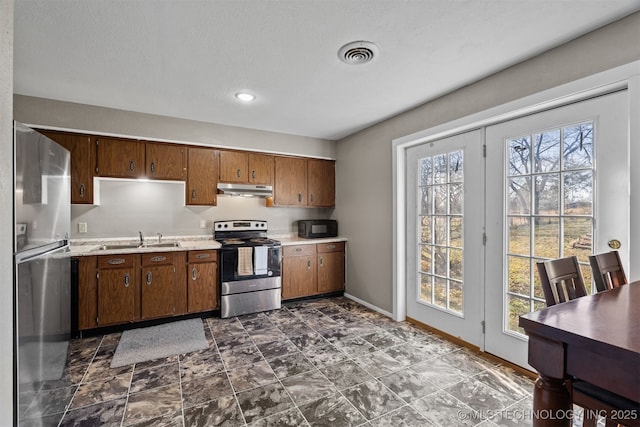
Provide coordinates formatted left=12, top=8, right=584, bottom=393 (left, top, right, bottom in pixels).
left=252, top=170, right=256, bottom=179
left=236, top=168, right=241, bottom=178
left=150, top=162, right=155, bottom=173
left=310, top=194, right=314, bottom=202
left=146, top=271, right=152, bottom=285
left=79, top=184, right=85, bottom=198
left=192, top=267, right=197, bottom=281
left=124, top=273, right=130, bottom=287
left=307, top=259, right=311, bottom=269
left=298, top=193, right=302, bottom=202
left=192, top=189, right=197, bottom=199
left=319, top=256, right=324, bottom=266
left=129, top=160, right=135, bottom=171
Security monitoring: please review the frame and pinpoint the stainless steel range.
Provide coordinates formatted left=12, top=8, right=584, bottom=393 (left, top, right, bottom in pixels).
left=214, top=220, right=281, bottom=318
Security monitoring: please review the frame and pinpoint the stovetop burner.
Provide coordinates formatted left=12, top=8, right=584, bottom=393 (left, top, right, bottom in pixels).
left=214, top=220, right=280, bottom=248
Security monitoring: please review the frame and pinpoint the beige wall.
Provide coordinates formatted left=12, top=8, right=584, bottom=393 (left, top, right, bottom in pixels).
left=1, top=0, right=14, bottom=423
left=335, top=12, right=640, bottom=312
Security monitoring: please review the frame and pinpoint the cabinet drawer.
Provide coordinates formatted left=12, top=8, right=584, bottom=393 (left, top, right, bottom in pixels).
left=188, top=250, right=218, bottom=263
left=283, top=244, right=317, bottom=257
left=141, top=252, right=174, bottom=266
left=317, top=242, right=345, bottom=253
left=97, top=254, right=136, bottom=269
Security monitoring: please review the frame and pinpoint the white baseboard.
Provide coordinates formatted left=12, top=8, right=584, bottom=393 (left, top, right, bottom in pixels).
left=343, top=293, right=394, bottom=319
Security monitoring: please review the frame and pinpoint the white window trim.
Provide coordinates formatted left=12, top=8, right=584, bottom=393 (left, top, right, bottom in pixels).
left=392, top=60, right=640, bottom=322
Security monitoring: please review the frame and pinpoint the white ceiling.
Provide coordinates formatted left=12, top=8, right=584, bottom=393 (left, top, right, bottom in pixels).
left=14, top=0, right=640, bottom=140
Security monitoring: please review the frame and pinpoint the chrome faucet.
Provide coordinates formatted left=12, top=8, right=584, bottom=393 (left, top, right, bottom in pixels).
left=138, top=231, right=144, bottom=246
left=157, top=232, right=162, bottom=243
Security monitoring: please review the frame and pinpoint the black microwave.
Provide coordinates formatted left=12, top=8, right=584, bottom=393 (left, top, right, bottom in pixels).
left=298, top=220, right=338, bottom=239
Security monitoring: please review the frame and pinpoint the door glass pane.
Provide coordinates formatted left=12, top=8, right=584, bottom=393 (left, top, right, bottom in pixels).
left=504, top=122, right=595, bottom=335
left=417, top=149, right=465, bottom=315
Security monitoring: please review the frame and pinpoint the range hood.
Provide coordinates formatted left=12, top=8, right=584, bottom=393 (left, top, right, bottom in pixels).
left=217, top=183, right=273, bottom=197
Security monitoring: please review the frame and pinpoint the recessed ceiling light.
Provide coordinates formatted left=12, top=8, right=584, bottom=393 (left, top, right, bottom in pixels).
left=235, top=92, right=256, bottom=102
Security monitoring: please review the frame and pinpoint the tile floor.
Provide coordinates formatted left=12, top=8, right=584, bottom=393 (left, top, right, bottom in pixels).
left=19, top=297, right=589, bottom=426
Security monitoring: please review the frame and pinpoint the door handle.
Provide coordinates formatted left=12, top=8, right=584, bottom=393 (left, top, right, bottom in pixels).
left=192, top=267, right=198, bottom=281
left=124, top=273, right=130, bottom=287
left=146, top=271, right=152, bottom=285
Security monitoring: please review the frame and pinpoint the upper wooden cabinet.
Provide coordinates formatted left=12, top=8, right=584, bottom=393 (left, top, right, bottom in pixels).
left=274, top=156, right=307, bottom=206
left=39, top=130, right=95, bottom=204
left=96, top=137, right=146, bottom=178
left=187, top=147, right=219, bottom=206
left=96, top=138, right=185, bottom=180
left=274, top=157, right=335, bottom=207
left=308, top=159, right=335, bottom=207
left=249, top=153, right=274, bottom=185
left=145, top=142, right=186, bottom=180
left=219, top=151, right=274, bottom=186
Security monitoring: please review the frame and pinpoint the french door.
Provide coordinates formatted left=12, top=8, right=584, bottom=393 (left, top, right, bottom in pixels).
left=406, top=130, right=484, bottom=346
left=484, top=90, right=629, bottom=368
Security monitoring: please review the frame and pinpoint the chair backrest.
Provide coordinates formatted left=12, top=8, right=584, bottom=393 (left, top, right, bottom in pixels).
left=536, top=256, right=588, bottom=307
left=588, top=250, right=627, bottom=293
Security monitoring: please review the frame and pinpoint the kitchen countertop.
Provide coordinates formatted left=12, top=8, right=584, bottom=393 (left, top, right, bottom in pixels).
left=70, top=235, right=346, bottom=256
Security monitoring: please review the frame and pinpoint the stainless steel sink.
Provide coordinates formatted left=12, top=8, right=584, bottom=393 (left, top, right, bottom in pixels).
left=96, top=244, right=141, bottom=250
left=95, top=241, right=180, bottom=250
left=143, top=242, right=180, bottom=248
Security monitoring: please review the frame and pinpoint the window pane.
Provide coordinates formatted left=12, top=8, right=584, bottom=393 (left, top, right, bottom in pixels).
left=534, top=130, right=560, bottom=173
left=564, top=171, right=592, bottom=215
left=449, top=248, right=463, bottom=281
left=534, top=217, right=559, bottom=258
left=450, top=183, right=463, bottom=215
left=420, top=245, right=432, bottom=273
left=420, top=187, right=432, bottom=215
left=420, top=157, right=432, bottom=185
left=508, top=177, right=531, bottom=215
left=419, top=273, right=432, bottom=303
left=420, top=216, right=432, bottom=243
left=508, top=217, right=530, bottom=256
left=449, top=281, right=463, bottom=314
left=449, top=151, right=463, bottom=182
left=507, top=294, right=530, bottom=335
left=533, top=258, right=545, bottom=299
left=433, top=216, right=447, bottom=245
left=508, top=256, right=530, bottom=296
left=434, top=185, right=447, bottom=215
left=508, top=136, right=531, bottom=176
left=450, top=217, right=463, bottom=247
left=581, top=264, right=593, bottom=295
left=433, top=154, right=447, bottom=184
left=433, top=247, right=447, bottom=276
left=535, top=174, right=559, bottom=215
left=433, top=277, right=447, bottom=308
left=564, top=123, right=593, bottom=170
left=563, top=217, right=592, bottom=262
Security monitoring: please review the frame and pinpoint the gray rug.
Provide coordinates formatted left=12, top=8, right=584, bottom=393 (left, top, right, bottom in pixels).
left=110, top=318, right=208, bottom=368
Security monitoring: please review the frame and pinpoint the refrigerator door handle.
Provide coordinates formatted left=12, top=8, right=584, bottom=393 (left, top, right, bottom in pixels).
left=14, top=241, right=68, bottom=264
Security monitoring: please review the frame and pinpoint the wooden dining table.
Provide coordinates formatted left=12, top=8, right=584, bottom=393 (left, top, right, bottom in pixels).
left=519, top=280, right=640, bottom=426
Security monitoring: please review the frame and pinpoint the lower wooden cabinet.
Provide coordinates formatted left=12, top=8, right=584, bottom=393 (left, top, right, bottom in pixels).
left=187, top=250, right=218, bottom=313
left=96, top=254, right=140, bottom=327
left=77, top=251, right=191, bottom=330
left=282, top=242, right=345, bottom=300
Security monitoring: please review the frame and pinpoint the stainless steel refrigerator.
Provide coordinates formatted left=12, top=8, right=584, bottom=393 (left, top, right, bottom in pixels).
left=13, top=122, right=71, bottom=424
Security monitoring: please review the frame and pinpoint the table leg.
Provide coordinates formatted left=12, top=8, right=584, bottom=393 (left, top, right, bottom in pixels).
left=533, top=374, right=572, bottom=427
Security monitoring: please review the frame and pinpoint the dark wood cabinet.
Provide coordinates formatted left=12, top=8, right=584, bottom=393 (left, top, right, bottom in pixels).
left=308, top=159, right=335, bottom=207
left=96, top=137, right=146, bottom=178
left=282, top=242, right=345, bottom=299
left=187, top=147, right=219, bottom=206
left=282, top=244, right=317, bottom=299
left=96, top=254, right=140, bottom=326
left=248, top=153, right=274, bottom=185
left=317, top=242, right=345, bottom=293
left=140, top=252, right=186, bottom=320
left=39, top=130, right=95, bottom=204
left=146, top=142, right=186, bottom=180
left=187, top=250, right=218, bottom=313
left=274, top=156, right=307, bottom=206
left=219, top=150, right=248, bottom=183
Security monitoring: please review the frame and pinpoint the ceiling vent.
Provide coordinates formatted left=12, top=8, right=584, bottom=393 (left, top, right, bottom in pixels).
left=338, top=41, right=378, bottom=65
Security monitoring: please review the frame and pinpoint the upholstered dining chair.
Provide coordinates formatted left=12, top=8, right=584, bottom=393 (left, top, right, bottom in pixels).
left=536, top=256, right=639, bottom=427
left=589, top=250, right=628, bottom=293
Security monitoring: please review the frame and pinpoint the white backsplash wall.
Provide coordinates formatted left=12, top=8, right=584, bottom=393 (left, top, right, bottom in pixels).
left=71, top=179, right=332, bottom=239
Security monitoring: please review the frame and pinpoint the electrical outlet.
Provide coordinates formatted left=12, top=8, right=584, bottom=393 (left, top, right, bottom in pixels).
left=78, top=222, right=88, bottom=233
left=199, top=219, right=207, bottom=229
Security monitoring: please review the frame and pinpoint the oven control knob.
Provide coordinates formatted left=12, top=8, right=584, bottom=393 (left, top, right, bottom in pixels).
left=268, top=271, right=273, bottom=276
